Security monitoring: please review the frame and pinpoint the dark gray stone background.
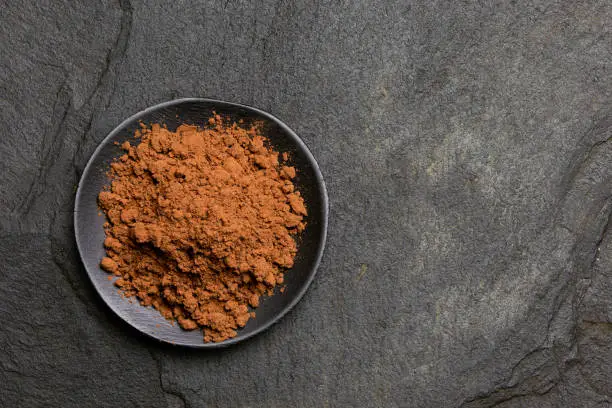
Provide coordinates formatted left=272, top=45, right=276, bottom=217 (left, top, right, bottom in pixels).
left=1, top=1, right=610, bottom=407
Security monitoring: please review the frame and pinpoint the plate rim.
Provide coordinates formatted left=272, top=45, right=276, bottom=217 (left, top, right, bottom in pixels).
left=74, top=97, right=329, bottom=348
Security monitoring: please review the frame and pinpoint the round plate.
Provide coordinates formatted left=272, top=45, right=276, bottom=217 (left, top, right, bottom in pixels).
left=74, top=98, right=328, bottom=348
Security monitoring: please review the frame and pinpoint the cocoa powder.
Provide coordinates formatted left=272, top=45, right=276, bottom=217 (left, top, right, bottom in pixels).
left=98, top=115, right=306, bottom=342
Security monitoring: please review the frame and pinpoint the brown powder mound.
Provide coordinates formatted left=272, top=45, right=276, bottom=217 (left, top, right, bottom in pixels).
left=98, top=115, right=306, bottom=342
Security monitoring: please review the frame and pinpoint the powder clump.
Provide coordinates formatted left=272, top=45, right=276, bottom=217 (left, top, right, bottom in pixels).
left=98, top=115, right=306, bottom=342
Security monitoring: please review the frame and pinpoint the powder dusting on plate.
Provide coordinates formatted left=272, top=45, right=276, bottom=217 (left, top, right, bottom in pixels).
left=98, top=114, right=306, bottom=343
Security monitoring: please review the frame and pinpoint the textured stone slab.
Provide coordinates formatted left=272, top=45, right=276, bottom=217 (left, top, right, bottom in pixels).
left=1, top=1, right=610, bottom=407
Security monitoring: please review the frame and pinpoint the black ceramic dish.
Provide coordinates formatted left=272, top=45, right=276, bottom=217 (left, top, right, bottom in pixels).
left=74, top=98, right=328, bottom=348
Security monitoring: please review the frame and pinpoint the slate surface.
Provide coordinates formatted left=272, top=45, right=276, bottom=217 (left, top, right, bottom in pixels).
left=1, top=1, right=611, bottom=407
